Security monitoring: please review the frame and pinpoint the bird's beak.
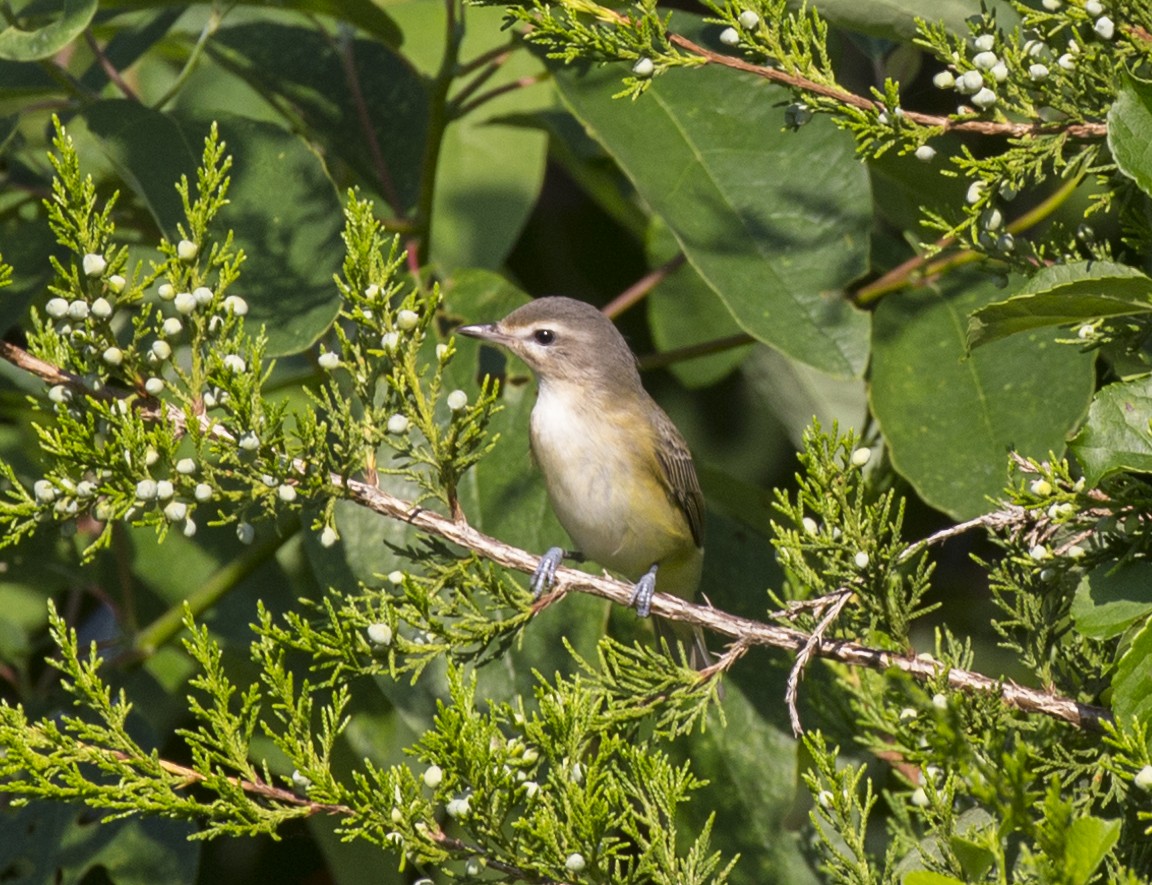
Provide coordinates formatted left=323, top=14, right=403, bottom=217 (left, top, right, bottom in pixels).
left=457, top=322, right=508, bottom=343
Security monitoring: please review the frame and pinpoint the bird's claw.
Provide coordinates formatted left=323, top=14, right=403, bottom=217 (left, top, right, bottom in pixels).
left=629, top=565, right=659, bottom=618
left=531, top=546, right=567, bottom=598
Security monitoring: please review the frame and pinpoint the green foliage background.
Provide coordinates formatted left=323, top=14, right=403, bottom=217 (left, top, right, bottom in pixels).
left=2, top=0, right=1152, bottom=882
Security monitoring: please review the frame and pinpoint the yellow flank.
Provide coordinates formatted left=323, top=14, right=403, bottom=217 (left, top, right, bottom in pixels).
left=530, top=376, right=700, bottom=598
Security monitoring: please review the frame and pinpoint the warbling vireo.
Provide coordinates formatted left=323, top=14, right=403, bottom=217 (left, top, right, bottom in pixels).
left=459, top=297, right=711, bottom=667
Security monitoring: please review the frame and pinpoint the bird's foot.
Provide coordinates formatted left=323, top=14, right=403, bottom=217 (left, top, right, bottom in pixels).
left=531, top=546, right=568, bottom=598
left=628, top=564, right=659, bottom=618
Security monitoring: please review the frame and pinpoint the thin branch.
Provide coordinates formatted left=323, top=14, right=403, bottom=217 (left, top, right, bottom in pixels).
left=457, top=39, right=520, bottom=76
left=106, top=746, right=353, bottom=815
left=334, top=28, right=404, bottom=216
left=785, top=588, right=853, bottom=737
left=126, top=522, right=302, bottom=660
left=896, top=505, right=1027, bottom=564
left=0, top=340, right=1112, bottom=731
left=83, top=29, right=140, bottom=102
left=638, top=332, right=754, bottom=371
left=855, top=171, right=1088, bottom=306
left=601, top=252, right=686, bottom=319
left=449, top=49, right=512, bottom=112
left=668, top=34, right=1107, bottom=140
left=452, top=73, right=549, bottom=119
left=151, top=8, right=219, bottom=111
left=335, top=477, right=1111, bottom=729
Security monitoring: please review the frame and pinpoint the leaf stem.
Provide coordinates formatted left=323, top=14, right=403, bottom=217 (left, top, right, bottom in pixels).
left=854, top=170, right=1088, bottom=306
left=151, top=7, right=220, bottom=111
left=334, top=26, right=405, bottom=216
left=413, top=0, right=467, bottom=264
left=601, top=252, right=685, bottom=318
left=83, top=28, right=139, bottom=102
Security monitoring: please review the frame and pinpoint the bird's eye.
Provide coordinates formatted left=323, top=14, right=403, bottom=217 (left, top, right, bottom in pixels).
left=533, top=329, right=556, bottom=346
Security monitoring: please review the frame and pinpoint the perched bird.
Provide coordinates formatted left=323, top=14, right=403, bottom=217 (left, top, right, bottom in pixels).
left=458, top=297, right=711, bottom=668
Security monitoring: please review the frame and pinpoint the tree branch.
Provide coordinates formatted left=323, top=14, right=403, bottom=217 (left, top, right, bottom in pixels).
left=0, top=339, right=1112, bottom=731
left=667, top=34, right=1107, bottom=139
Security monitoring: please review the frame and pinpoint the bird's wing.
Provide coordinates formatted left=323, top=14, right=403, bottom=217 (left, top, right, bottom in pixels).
left=653, top=410, right=705, bottom=548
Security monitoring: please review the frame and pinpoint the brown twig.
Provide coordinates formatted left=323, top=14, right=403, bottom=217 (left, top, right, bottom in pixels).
left=83, top=29, right=140, bottom=103
left=785, top=588, right=853, bottom=737
left=335, top=31, right=404, bottom=216
left=0, top=340, right=1112, bottom=730
left=638, top=332, right=754, bottom=371
left=667, top=34, right=1107, bottom=139
left=452, top=73, right=549, bottom=118
left=601, top=252, right=686, bottom=319
left=109, top=748, right=353, bottom=815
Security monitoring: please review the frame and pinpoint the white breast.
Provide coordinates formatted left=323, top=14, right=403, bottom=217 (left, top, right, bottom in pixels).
left=529, top=382, right=684, bottom=578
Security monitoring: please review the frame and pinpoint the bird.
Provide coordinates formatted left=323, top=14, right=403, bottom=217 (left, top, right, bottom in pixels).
left=457, top=296, right=712, bottom=668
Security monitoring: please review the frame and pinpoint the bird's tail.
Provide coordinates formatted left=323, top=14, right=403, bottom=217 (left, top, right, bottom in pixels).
left=653, top=616, right=715, bottom=672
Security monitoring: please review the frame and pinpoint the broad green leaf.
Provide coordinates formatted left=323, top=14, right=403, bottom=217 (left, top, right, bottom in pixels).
left=208, top=22, right=428, bottom=215
left=1063, top=816, right=1120, bottom=885
left=646, top=219, right=751, bottom=389
left=80, top=101, right=199, bottom=234
left=742, top=346, right=868, bottom=447
left=105, top=0, right=401, bottom=45
left=1113, top=618, right=1152, bottom=732
left=1110, top=77, right=1152, bottom=198
left=903, top=874, right=967, bottom=885
left=82, top=101, right=343, bottom=356
left=968, top=261, right=1152, bottom=347
left=509, top=107, right=649, bottom=239
left=0, top=0, right=96, bottom=61
left=384, top=2, right=552, bottom=272
left=78, top=8, right=183, bottom=95
left=1069, top=376, right=1152, bottom=484
left=555, top=52, right=872, bottom=378
left=0, top=802, right=198, bottom=884
left=949, top=834, right=996, bottom=881
left=674, top=688, right=820, bottom=885
left=807, top=0, right=1015, bottom=40
left=1071, top=561, right=1152, bottom=640
left=871, top=274, right=1095, bottom=519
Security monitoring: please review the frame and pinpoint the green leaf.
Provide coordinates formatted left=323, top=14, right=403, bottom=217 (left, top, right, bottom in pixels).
left=903, top=874, right=967, bottom=885
left=674, top=690, right=820, bottom=884
left=0, top=803, right=198, bottom=884
left=871, top=274, right=1096, bottom=519
left=80, top=101, right=199, bottom=235
left=1063, top=816, right=1120, bottom=885
left=1110, top=77, right=1152, bottom=198
left=646, top=219, right=750, bottom=389
left=968, top=261, right=1152, bottom=348
left=949, top=834, right=996, bottom=881
left=1069, top=376, right=1152, bottom=485
left=0, top=0, right=96, bottom=61
left=1113, top=619, right=1152, bottom=731
left=81, top=101, right=344, bottom=356
left=555, top=52, right=872, bottom=377
left=1071, top=561, right=1152, bottom=640
left=379, top=3, right=551, bottom=271
left=209, top=22, right=427, bottom=215
left=806, top=0, right=1015, bottom=40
